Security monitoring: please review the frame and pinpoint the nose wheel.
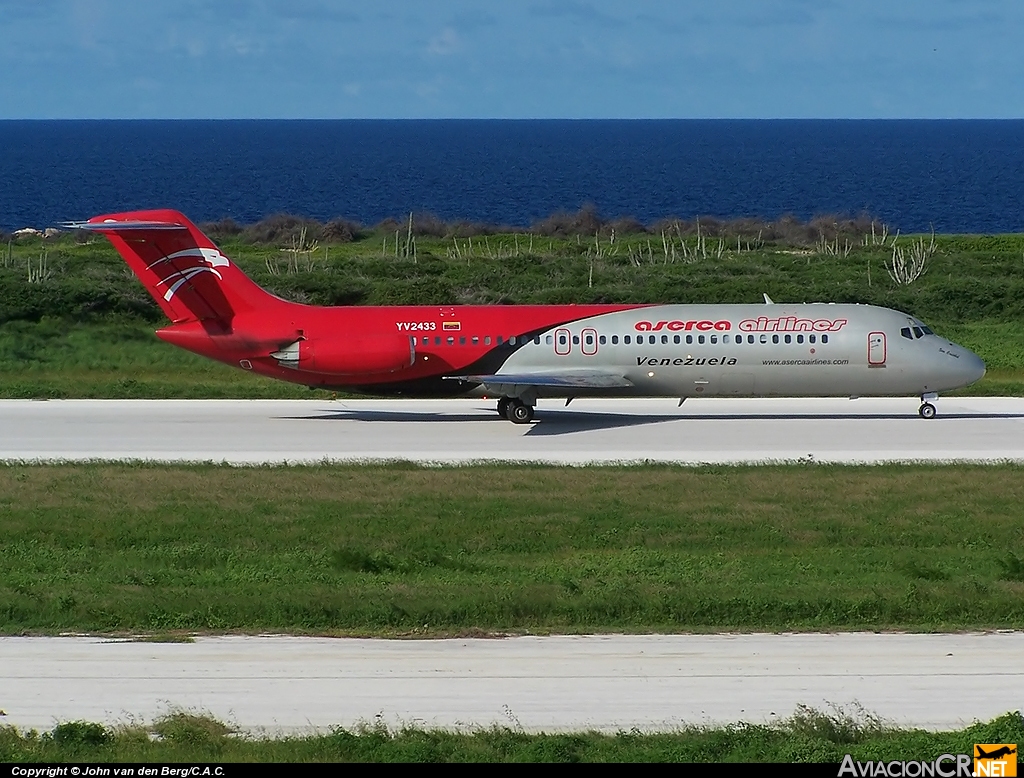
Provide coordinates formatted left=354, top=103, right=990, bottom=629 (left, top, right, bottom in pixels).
left=919, top=402, right=936, bottom=419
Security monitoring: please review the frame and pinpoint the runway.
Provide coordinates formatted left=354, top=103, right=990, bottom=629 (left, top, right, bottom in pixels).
left=2, top=633, right=1020, bottom=734
left=0, top=396, right=1022, bottom=464
left=3, top=401, right=1020, bottom=736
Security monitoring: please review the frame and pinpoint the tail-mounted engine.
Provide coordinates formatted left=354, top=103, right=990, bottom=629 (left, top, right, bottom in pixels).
left=270, top=334, right=415, bottom=376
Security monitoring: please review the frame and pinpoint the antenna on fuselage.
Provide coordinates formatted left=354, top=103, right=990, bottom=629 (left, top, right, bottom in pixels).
left=763, top=293, right=774, bottom=304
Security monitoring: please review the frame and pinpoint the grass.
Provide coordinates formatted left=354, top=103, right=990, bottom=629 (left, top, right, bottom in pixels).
left=1, top=231, right=1024, bottom=397
left=1, top=709, right=1021, bottom=762
left=2, top=463, right=1024, bottom=635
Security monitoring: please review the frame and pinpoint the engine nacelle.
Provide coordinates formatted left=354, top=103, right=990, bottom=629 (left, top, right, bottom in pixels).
left=271, top=334, right=415, bottom=376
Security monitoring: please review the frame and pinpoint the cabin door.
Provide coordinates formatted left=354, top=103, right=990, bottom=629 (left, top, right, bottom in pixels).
left=868, top=332, right=886, bottom=366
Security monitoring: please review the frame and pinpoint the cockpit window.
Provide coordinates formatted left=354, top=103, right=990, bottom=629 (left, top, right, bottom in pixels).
left=901, top=327, right=913, bottom=340
left=912, top=326, right=924, bottom=339
left=921, top=326, right=934, bottom=335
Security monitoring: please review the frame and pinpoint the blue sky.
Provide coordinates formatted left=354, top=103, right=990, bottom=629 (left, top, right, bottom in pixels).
left=1, top=0, right=1021, bottom=119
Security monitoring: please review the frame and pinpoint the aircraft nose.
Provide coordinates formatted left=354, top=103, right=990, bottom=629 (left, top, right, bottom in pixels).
left=946, top=343, right=985, bottom=388
left=964, top=349, right=986, bottom=384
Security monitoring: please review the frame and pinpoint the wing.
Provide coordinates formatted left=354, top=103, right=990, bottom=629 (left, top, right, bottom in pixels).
left=451, top=370, right=633, bottom=390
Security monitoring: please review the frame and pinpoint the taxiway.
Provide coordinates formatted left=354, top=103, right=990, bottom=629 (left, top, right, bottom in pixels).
left=2, top=633, right=1020, bottom=734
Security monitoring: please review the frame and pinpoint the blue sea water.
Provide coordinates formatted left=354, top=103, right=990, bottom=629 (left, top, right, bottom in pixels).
left=0, top=120, right=1022, bottom=234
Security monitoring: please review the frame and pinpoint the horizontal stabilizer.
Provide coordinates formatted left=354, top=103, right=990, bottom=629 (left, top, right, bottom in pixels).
left=451, top=370, right=633, bottom=389
left=64, top=220, right=187, bottom=231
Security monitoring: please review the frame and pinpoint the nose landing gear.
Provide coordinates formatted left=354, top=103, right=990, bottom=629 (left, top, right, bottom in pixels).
left=918, top=392, right=938, bottom=419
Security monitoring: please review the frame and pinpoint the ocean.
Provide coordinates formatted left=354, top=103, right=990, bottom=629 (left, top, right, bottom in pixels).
left=1, top=119, right=1022, bottom=234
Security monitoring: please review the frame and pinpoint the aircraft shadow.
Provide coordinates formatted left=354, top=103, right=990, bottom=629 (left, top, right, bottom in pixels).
left=276, top=408, right=1024, bottom=436
left=276, top=408, right=674, bottom=433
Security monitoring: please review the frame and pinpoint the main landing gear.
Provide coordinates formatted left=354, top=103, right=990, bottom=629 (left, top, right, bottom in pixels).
left=497, top=397, right=534, bottom=424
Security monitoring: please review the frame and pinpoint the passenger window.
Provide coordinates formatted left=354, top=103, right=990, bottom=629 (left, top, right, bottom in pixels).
left=759, top=334, right=767, bottom=344
left=747, top=335, right=755, bottom=344
left=472, top=336, right=479, bottom=345
left=447, top=336, right=454, bottom=345
left=497, top=336, right=503, bottom=345
left=686, top=335, right=693, bottom=344
left=673, top=335, right=680, bottom=344
left=459, top=337, right=466, bottom=345
left=509, top=336, right=517, bottom=345
left=661, top=335, right=668, bottom=344
left=822, top=334, right=828, bottom=344
left=710, top=335, right=718, bottom=344
left=545, top=335, right=552, bottom=345
left=772, top=334, right=779, bottom=344
left=784, top=334, right=791, bottom=344
left=558, top=334, right=567, bottom=345
left=572, top=335, right=579, bottom=345
left=485, top=336, right=492, bottom=345
left=599, top=335, right=606, bottom=345
left=624, top=335, right=631, bottom=344
left=698, top=335, right=705, bottom=344
left=723, top=335, right=730, bottom=343
left=796, top=334, right=804, bottom=344
left=585, top=334, right=594, bottom=345
left=534, top=336, right=541, bottom=345
left=809, top=335, right=816, bottom=344
left=422, top=337, right=429, bottom=345
left=611, top=335, right=619, bottom=344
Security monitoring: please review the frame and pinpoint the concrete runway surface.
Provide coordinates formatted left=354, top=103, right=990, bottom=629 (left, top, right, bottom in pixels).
left=1, top=396, right=1023, bottom=464
left=3, top=398, right=1020, bottom=736
left=2, top=633, right=1021, bottom=734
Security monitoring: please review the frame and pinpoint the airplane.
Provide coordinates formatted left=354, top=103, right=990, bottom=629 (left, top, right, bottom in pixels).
left=976, top=747, right=1016, bottom=760
left=69, top=209, right=986, bottom=423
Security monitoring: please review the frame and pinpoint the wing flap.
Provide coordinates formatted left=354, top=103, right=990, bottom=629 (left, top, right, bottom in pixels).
left=452, top=370, right=633, bottom=389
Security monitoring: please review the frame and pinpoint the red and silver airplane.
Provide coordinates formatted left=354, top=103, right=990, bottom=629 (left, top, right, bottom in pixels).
left=72, top=209, right=985, bottom=422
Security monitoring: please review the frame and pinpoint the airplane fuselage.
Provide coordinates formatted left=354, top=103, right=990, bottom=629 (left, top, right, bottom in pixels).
left=75, top=210, right=986, bottom=422
left=159, top=301, right=984, bottom=401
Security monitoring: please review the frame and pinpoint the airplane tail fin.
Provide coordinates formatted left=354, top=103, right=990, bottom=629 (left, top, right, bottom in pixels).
left=71, top=209, right=280, bottom=325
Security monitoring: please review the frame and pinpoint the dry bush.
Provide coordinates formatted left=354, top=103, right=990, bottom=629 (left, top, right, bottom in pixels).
left=241, top=214, right=324, bottom=245
left=448, top=220, right=505, bottom=237
left=373, top=217, right=402, bottom=234
left=766, top=213, right=814, bottom=244
left=409, top=212, right=450, bottom=238
left=186, top=208, right=891, bottom=248
left=606, top=216, right=648, bottom=235
left=725, top=216, right=774, bottom=238
left=198, top=218, right=243, bottom=239
left=530, top=204, right=605, bottom=237
left=322, top=218, right=364, bottom=243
